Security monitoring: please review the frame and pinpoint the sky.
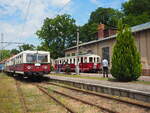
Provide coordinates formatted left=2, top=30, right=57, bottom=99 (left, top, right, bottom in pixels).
left=0, top=0, right=128, bottom=50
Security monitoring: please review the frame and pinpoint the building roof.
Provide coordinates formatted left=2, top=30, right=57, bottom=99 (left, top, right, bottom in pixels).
left=65, top=22, right=150, bottom=51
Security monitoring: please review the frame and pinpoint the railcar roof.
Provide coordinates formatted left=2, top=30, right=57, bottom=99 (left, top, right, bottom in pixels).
left=5, top=50, right=50, bottom=62
left=21, top=50, right=50, bottom=54
left=56, top=54, right=100, bottom=60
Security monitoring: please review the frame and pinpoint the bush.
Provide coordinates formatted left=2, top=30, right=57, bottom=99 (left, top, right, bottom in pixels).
left=65, top=64, right=71, bottom=74
left=111, top=20, right=142, bottom=82
left=50, top=64, right=54, bottom=71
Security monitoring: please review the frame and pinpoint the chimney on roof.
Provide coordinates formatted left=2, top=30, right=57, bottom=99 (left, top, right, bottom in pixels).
left=98, top=24, right=105, bottom=39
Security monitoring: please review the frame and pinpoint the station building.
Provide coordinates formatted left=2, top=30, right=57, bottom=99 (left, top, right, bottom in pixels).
left=64, top=22, right=150, bottom=76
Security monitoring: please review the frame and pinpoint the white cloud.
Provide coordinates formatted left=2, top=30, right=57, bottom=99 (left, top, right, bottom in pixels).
left=49, top=0, right=71, bottom=7
left=0, top=0, right=72, bottom=49
left=90, top=0, right=99, bottom=5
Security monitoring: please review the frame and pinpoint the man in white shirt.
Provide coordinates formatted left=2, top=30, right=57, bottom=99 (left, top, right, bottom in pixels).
left=102, top=59, right=108, bottom=77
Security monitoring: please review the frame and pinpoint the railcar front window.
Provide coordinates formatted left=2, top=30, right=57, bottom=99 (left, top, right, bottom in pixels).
left=26, top=54, right=36, bottom=63
left=38, top=54, right=48, bottom=63
left=97, top=57, right=100, bottom=63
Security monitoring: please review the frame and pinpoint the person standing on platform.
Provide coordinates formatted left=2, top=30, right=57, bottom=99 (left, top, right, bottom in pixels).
left=102, top=59, right=108, bottom=77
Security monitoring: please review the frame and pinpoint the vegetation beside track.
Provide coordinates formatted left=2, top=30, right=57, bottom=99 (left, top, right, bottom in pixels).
left=49, top=73, right=150, bottom=85
left=0, top=73, right=68, bottom=113
left=0, top=73, right=22, bottom=113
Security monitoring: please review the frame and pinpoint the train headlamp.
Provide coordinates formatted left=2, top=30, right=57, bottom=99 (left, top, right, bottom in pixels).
left=27, top=66, right=32, bottom=69
left=44, top=66, right=48, bottom=69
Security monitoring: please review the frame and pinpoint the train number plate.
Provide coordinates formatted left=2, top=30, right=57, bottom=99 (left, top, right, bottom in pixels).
left=35, top=63, right=41, bottom=66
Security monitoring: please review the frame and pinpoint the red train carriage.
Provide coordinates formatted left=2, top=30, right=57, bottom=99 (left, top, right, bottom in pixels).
left=4, top=50, right=51, bottom=76
left=55, top=54, right=101, bottom=73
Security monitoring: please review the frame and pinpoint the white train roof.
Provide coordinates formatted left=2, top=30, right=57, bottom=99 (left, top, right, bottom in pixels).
left=56, top=54, right=101, bottom=60
left=22, top=50, right=50, bottom=54
left=6, top=50, right=50, bottom=62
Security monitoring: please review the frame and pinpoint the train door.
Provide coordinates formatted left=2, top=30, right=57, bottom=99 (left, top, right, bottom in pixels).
left=80, top=57, right=83, bottom=72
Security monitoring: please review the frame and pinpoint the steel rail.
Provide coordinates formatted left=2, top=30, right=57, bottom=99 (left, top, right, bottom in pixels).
left=45, top=82, right=150, bottom=109
left=39, top=85, right=118, bottom=113
left=15, top=80, right=28, bottom=113
left=36, top=85, right=76, bottom=113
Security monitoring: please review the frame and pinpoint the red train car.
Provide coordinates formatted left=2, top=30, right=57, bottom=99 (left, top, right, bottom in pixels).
left=4, top=50, right=51, bottom=76
left=55, top=54, right=101, bottom=73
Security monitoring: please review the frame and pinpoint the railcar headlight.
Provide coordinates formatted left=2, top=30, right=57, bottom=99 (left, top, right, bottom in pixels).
left=27, top=66, right=32, bottom=69
left=44, top=66, right=48, bottom=69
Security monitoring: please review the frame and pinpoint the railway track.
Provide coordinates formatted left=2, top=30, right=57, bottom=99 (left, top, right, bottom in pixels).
left=15, top=80, right=28, bottom=113
left=36, top=85, right=76, bottom=113
left=36, top=84, right=118, bottom=113
left=44, top=82, right=150, bottom=110
left=13, top=76, right=150, bottom=113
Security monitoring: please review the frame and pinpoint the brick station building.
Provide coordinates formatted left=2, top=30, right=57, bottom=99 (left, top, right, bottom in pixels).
left=65, top=22, right=150, bottom=76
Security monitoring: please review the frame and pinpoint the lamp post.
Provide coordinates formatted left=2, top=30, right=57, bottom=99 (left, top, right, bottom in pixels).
left=0, top=33, right=4, bottom=61
left=76, top=28, right=80, bottom=75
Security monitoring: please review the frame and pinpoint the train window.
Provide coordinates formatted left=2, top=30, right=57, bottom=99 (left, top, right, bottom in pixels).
left=70, top=59, right=72, bottom=64
left=21, top=54, right=23, bottom=63
left=26, top=54, right=36, bottom=63
left=38, top=54, right=48, bottom=63
left=74, top=58, right=75, bottom=64
left=97, top=57, right=100, bottom=63
left=89, top=57, right=93, bottom=63
left=84, top=57, right=87, bottom=63
left=81, top=57, right=83, bottom=63
left=94, top=57, right=96, bottom=63
left=62, top=60, right=64, bottom=64
left=78, top=58, right=80, bottom=63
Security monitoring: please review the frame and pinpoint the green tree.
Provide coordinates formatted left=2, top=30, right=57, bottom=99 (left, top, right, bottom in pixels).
left=19, top=44, right=35, bottom=52
left=80, top=23, right=98, bottom=42
left=122, top=0, right=150, bottom=16
left=89, top=7, right=123, bottom=28
left=122, top=0, right=150, bottom=26
left=10, top=49, right=20, bottom=55
left=36, top=14, right=77, bottom=59
left=0, top=50, right=11, bottom=61
left=111, top=20, right=142, bottom=82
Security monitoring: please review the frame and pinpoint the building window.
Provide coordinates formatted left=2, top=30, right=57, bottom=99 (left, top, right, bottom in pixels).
left=72, top=53, right=75, bottom=56
left=87, top=50, right=93, bottom=54
left=66, top=54, right=70, bottom=57
left=102, top=47, right=110, bottom=64
left=79, top=51, right=82, bottom=55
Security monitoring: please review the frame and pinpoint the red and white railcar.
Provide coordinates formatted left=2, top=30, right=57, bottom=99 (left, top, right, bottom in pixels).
left=55, top=54, right=101, bottom=72
left=4, top=50, right=51, bottom=76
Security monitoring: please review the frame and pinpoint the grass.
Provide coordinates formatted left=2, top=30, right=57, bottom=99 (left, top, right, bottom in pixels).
left=0, top=72, right=23, bottom=113
left=49, top=73, right=108, bottom=80
left=49, top=73, right=150, bottom=85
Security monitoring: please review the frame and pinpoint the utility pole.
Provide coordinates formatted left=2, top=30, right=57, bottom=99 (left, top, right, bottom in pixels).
left=76, top=28, right=80, bottom=75
left=0, top=33, right=4, bottom=61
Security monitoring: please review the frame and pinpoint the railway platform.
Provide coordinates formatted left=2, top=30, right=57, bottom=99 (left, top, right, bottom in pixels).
left=46, top=73, right=150, bottom=103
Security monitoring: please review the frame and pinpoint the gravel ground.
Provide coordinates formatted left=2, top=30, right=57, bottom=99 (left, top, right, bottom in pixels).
left=43, top=83, right=150, bottom=113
